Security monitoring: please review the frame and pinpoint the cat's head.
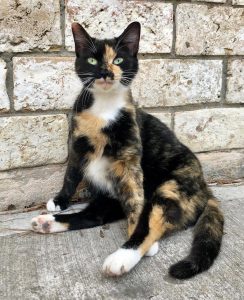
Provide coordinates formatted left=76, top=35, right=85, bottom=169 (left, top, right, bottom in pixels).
left=72, top=22, right=140, bottom=93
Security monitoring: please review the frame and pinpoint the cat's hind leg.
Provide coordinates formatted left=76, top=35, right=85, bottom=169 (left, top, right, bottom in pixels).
left=102, top=198, right=178, bottom=276
left=32, top=196, right=124, bottom=233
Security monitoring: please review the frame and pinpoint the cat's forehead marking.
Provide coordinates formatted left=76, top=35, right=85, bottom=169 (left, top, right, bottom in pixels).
left=104, top=44, right=122, bottom=78
left=104, top=44, right=116, bottom=64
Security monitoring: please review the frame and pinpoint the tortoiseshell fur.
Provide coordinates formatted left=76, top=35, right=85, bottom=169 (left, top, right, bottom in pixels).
left=31, top=22, right=224, bottom=279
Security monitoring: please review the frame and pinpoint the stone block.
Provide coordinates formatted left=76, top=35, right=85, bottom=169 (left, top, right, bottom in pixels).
left=176, top=4, right=244, bottom=55
left=174, top=108, right=244, bottom=152
left=0, top=0, right=61, bottom=52
left=0, top=114, right=68, bottom=170
left=65, top=0, right=173, bottom=53
left=132, top=59, right=222, bottom=107
left=13, top=57, right=81, bottom=111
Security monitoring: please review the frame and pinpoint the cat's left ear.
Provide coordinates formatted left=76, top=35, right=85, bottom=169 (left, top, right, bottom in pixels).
left=116, top=22, right=141, bottom=56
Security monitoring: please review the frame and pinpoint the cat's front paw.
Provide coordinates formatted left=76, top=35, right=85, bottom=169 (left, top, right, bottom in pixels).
left=102, top=248, right=141, bottom=276
left=145, top=242, right=159, bottom=257
left=46, top=198, right=61, bottom=212
left=31, top=214, right=68, bottom=234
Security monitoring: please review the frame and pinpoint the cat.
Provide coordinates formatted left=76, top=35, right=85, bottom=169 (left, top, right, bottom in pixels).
left=31, top=22, right=224, bottom=279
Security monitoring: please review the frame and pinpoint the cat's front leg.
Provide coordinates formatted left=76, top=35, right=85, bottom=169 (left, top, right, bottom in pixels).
left=47, top=162, right=82, bottom=212
left=102, top=161, right=146, bottom=275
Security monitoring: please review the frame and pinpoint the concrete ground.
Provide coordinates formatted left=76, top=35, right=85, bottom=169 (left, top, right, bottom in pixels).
left=0, top=184, right=243, bottom=300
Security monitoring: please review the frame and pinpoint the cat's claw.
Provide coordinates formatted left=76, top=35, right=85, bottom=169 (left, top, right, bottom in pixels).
left=31, top=214, right=68, bottom=234
left=46, top=198, right=61, bottom=212
left=102, top=248, right=141, bottom=276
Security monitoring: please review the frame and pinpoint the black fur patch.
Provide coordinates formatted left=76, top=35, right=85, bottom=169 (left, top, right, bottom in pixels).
left=73, top=136, right=95, bottom=155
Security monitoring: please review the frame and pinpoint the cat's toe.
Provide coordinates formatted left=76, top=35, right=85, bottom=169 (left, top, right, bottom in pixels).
left=31, top=214, right=54, bottom=233
left=145, top=242, right=159, bottom=257
left=46, top=198, right=61, bottom=212
left=102, top=248, right=141, bottom=276
left=31, top=214, right=68, bottom=234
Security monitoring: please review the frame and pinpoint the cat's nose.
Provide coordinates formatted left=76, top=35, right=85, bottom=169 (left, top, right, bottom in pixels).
left=100, top=69, right=113, bottom=80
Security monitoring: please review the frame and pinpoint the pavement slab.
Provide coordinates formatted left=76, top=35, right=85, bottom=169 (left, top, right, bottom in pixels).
left=0, top=184, right=243, bottom=300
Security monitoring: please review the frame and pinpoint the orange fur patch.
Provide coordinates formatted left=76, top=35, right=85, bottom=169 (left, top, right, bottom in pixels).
left=74, top=112, right=107, bottom=156
left=104, top=44, right=122, bottom=79
left=139, top=205, right=165, bottom=255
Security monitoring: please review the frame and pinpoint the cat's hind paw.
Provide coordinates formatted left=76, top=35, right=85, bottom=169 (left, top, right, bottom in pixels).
left=46, top=198, right=61, bottom=212
left=102, top=248, right=141, bottom=276
left=31, top=214, right=68, bottom=234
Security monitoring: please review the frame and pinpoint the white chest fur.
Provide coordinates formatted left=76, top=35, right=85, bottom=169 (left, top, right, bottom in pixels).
left=85, top=156, right=114, bottom=194
left=89, top=87, right=128, bottom=123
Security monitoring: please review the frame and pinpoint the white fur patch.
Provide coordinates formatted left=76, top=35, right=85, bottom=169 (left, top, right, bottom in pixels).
left=46, top=198, right=61, bottom=212
left=102, top=248, right=142, bottom=276
left=145, top=242, right=159, bottom=257
left=31, top=214, right=68, bottom=234
left=90, top=86, right=127, bottom=123
left=85, top=156, right=113, bottom=194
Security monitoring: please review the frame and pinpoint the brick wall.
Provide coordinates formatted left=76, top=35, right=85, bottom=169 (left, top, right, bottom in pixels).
left=0, top=0, right=243, bottom=211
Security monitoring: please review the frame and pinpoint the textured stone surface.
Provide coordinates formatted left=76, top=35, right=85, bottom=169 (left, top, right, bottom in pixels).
left=226, top=60, right=244, bottom=103
left=147, top=112, right=172, bottom=129
left=65, top=0, right=173, bottom=53
left=174, top=108, right=244, bottom=152
left=0, top=115, right=68, bottom=171
left=233, top=0, right=244, bottom=4
left=176, top=4, right=244, bottom=55
left=0, top=59, right=9, bottom=112
left=0, top=0, right=61, bottom=52
left=132, top=59, right=222, bottom=107
left=0, top=164, right=66, bottom=211
left=0, top=185, right=244, bottom=299
left=197, top=151, right=244, bottom=183
left=13, top=57, right=81, bottom=111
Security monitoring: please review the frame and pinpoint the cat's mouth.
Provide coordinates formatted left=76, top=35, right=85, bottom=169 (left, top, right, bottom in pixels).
left=94, top=78, right=115, bottom=90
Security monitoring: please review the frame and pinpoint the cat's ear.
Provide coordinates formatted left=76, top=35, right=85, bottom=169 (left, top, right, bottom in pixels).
left=116, top=22, right=141, bottom=56
left=72, top=23, right=94, bottom=57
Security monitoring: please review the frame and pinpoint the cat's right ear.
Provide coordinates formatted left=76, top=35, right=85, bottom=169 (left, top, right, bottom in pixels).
left=72, top=23, right=93, bottom=57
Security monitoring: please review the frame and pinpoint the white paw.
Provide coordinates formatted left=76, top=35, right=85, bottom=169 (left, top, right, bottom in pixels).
left=31, top=214, right=68, bottom=234
left=46, top=198, right=61, bottom=212
left=145, top=242, right=159, bottom=257
left=102, top=248, right=141, bottom=276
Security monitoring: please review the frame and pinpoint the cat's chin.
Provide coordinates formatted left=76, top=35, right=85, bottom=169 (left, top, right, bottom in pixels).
left=93, top=81, right=125, bottom=93
left=94, top=79, right=116, bottom=92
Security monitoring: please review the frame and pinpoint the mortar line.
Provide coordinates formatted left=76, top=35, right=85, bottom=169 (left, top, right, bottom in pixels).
left=0, top=110, right=72, bottom=118
left=171, top=2, right=177, bottom=57
left=0, top=102, right=243, bottom=119
left=0, top=161, right=68, bottom=174
left=60, top=0, right=66, bottom=51
left=2, top=53, right=15, bottom=113
left=2, top=51, right=243, bottom=60
left=221, top=57, right=228, bottom=106
left=126, top=0, right=240, bottom=7
left=149, top=0, right=243, bottom=8
left=142, top=102, right=243, bottom=114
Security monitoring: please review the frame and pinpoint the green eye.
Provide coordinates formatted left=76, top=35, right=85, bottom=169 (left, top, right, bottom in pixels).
left=87, top=58, right=98, bottom=65
left=113, top=57, right=123, bottom=65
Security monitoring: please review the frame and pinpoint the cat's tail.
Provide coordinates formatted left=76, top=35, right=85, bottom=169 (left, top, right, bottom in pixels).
left=169, top=198, right=224, bottom=279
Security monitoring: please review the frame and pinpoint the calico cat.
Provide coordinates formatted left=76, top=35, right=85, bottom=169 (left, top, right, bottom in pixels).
left=31, top=22, right=224, bottom=279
